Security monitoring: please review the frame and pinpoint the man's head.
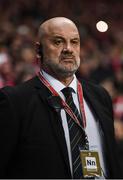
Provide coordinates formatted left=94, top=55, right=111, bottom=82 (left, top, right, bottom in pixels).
left=37, top=17, right=80, bottom=80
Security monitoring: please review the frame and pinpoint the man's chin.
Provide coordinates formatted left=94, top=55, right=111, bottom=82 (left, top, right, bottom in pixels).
left=60, top=63, right=78, bottom=71
left=55, top=68, right=77, bottom=77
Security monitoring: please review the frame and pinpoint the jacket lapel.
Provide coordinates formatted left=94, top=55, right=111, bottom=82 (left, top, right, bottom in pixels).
left=32, top=76, right=72, bottom=177
left=82, top=80, right=114, bottom=148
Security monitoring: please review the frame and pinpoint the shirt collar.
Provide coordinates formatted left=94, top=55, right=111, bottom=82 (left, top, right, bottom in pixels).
left=41, top=70, right=78, bottom=94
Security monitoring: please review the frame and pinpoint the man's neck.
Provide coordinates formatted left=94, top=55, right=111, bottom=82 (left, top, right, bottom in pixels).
left=57, top=76, right=74, bottom=86
left=41, top=69, right=74, bottom=86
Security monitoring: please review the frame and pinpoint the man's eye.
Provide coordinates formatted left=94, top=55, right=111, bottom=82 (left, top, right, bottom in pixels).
left=54, top=39, right=63, bottom=45
left=72, top=40, right=79, bottom=45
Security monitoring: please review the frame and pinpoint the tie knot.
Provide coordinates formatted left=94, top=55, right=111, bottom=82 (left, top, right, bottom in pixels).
left=62, top=87, right=74, bottom=98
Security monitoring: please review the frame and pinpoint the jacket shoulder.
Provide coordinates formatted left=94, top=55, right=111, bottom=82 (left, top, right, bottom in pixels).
left=80, top=78, right=113, bottom=108
left=80, top=78, right=110, bottom=95
left=0, top=76, right=41, bottom=110
left=0, top=76, right=38, bottom=97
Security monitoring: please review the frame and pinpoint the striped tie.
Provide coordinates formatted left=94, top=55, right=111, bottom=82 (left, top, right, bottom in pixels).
left=62, top=87, right=89, bottom=179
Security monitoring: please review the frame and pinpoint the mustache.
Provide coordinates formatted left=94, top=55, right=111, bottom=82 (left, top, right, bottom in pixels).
left=60, top=54, right=75, bottom=59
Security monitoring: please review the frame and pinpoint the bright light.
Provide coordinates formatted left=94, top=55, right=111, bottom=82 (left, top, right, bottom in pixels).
left=96, top=21, right=108, bottom=32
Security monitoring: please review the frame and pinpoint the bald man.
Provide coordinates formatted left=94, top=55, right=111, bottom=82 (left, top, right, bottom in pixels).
left=0, top=17, right=121, bottom=179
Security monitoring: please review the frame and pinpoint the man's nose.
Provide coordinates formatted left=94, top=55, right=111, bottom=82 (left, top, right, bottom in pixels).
left=63, top=43, right=73, bottom=53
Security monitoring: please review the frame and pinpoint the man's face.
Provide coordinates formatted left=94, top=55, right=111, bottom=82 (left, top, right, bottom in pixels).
left=40, top=22, right=80, bottom=79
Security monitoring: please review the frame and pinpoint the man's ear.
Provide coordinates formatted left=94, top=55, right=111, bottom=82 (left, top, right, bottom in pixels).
left=35, top=42, right=43, bottom=57
left=35, top=42, right=43, bottom=67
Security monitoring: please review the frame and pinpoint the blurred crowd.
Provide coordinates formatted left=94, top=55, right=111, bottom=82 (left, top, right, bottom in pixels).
left=1, top=0, right=123, bottom=154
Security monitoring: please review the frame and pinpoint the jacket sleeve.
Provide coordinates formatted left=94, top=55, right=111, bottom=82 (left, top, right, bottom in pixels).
left=0, top=89, right=19, bottom=178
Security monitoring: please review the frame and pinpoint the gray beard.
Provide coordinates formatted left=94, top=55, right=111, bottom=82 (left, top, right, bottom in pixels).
left=42, top=60, right=79, bottom=78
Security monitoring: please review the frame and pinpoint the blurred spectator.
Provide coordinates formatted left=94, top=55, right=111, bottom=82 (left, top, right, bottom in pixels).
left=14, top=62, right=36, bottom=84
left=114, top=68, right=123, bottom=93
left=113, top=95, right=123, bottom=121
left=113, top=94, right=123, bottom=170
left=0, top=52, right=15, bottom=88
left=19, top=46, right=36, bottom=64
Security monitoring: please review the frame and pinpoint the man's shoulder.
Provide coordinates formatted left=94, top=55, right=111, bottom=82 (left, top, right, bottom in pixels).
left=79, top=78, right=106, bottom=93
left=0, top=76, right=39, bottom=98
left=79, top=78, right=112, bottom=103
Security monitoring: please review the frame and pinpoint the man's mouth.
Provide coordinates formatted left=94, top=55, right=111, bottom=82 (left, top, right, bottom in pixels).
left=61, top=56, right=75, bottom=61
left=61, top=58, right=75, bottom=64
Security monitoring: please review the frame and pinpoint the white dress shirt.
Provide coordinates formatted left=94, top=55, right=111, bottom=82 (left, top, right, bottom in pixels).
left=41, top=70, right=106, bottom=178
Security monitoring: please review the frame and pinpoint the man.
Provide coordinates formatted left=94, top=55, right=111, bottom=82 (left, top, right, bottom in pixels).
left=0, top=17, right=121, bottom=178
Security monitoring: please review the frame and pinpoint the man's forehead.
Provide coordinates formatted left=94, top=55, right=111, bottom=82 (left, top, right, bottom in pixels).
left=48, top=32, right=80, bottom=40
left=39, top=17, right=79, bottom=38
